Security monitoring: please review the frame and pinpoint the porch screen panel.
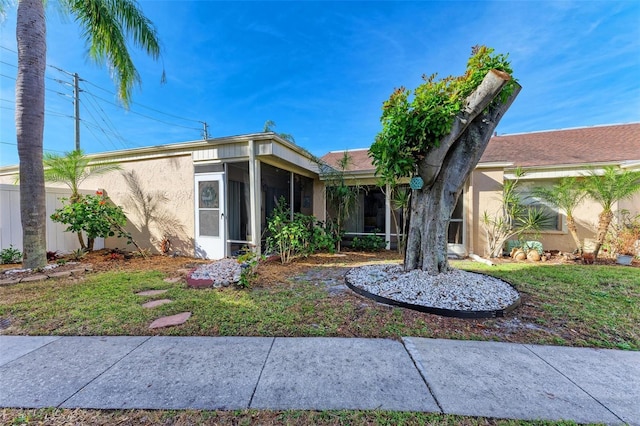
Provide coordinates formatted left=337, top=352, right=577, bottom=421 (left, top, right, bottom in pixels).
left=228, top=181, right=241, bottom=240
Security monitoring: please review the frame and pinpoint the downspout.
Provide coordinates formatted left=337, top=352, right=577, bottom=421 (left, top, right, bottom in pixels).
left=385, top=182, right=391, bottom=250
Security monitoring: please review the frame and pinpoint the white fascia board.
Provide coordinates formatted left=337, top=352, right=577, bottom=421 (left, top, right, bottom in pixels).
left=475, top=162, right=514, bottom=169
left=503, top=162, right=624, bottom=180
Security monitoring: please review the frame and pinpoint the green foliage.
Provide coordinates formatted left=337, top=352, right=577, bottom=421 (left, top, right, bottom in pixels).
left=61, top=0, right=164, bottom=105
left=533, top=178, right=586, bottom=217
left=50, top=192, right=132, bottom=250
left=323, top=152, right=361, bottom=251
left=583, top=166, right=640, bottom=212
left=263, top=120, right=296, bottom=143
left=370, top=45, right=515, bottom=181
left=69, top=248, right=87, bottom=261
left=1, top=245, right=22, bottom=264
left=43, top=150, right=120, bottom=202
left=482, top=169, right=552, bottom=257
left=582, top=166, right=640, bottom=257
left=237, top=249, right=262, bottom=289
left=506, top=240, right=543, bottom=255
left=266, top=198, right=336, bottom=263
left=351, top=233, right=386, bottom=252
left=522, top=241, right=544, bottom=255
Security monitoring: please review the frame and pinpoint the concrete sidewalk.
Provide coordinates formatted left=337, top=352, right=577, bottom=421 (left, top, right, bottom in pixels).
left=0, top=336, right=637, bottom=425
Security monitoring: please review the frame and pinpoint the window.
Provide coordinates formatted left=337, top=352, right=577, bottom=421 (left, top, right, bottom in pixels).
left=518, top=183, right=563, bottom=232
left=345, top=186, right=385, bottom=233
left=448, top=196, right=463, bottom=244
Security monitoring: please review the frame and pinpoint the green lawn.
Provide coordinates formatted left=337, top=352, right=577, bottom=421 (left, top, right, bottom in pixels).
left=456, top=260, right=640, bottom=350
left=0, top=257, right=638, bottom=350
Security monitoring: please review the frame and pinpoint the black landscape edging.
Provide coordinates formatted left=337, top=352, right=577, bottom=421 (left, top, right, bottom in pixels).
left=345, top=277, right=521, bottom=319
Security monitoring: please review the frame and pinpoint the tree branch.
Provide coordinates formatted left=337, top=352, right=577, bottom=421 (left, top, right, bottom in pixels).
left=418, top=69, right=512, bottom=187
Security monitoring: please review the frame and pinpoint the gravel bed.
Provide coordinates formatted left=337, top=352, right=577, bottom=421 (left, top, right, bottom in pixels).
left=345, top=264, right=519, bottom=312
left=188, top=258, right=241, bottom=287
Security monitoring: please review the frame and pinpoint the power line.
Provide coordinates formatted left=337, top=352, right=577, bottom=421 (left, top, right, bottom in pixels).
left=0, top=140, right=68, bottom=154
left=80, top=78, right=203, bottom=125
left=84, top=91, right=202, bottom=132
left=2, top=59, right=208, bottom=151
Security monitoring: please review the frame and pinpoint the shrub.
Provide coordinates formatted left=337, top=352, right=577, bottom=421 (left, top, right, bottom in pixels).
left=351, top=232, right=386, bottom=252
left=51, top=193, right=131, bottom=251
left=1, top=245, right=22, bottom=264
left=266, top=197, right=337, bottom=263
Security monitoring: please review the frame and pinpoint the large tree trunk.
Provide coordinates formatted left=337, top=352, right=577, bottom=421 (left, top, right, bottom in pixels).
left=404, top=70, right=521, bottom=273
left=16, top=0, right=47, bottom=269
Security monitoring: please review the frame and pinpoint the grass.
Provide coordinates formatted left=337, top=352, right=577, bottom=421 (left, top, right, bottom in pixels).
left=456, top=260, right=640, bottom=350
left=0, top=257, right=638, bottom=350
left=0, top=408, right=583, bottom=425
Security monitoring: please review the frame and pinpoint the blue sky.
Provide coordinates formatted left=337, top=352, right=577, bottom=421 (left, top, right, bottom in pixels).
left=1, top=1, right=639, bottom=166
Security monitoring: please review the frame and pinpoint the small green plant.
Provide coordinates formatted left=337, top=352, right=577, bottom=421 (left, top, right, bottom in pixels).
left=133, top=248, right=152, bottom=258
left=56, top=258, right=67, bottom=266
left=236, top=248, right=262, bottom=289
left=351, top=232, right=386, bottom=252
left=0, top=245, right=22, bottom=264
left=70, top=248, right=87, bottom=261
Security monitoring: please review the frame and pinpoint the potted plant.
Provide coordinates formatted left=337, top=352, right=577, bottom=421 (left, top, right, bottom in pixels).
left=608, top=212, right=640, bottom=265
left=613, top=228, right=638, bottom=265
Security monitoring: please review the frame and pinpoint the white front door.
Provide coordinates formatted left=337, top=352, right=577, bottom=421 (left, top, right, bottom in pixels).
left=195, top=173, right=225, bottom=259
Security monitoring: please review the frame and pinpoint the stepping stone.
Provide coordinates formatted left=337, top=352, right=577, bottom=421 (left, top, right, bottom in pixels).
left=0, top=277, right=21, bottom=286
left=149, top=312, right=191, bottom=329
left=142, top=299, right=173, bottom=309
left=136, top=289, right=168, bottom=296
left=20, top=274, right=48, bottom=283
left=163, top=277, right=182, bottom=283
left=47, top=271, right=72, bottom=279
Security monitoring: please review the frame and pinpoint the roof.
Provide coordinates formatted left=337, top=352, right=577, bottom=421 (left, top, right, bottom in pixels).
left=480, top=123, right=640, bottom=167
left=320, top=123, right=640, bottom=172
left=320, top=149, right=376, bottom=173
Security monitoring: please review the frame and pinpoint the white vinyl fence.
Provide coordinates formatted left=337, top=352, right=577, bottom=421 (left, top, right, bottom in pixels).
left=0, top=184, right=103, bottom=254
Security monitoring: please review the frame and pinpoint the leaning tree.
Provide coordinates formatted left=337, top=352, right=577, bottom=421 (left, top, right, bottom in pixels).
left=370, top=46, right=521, bottom=274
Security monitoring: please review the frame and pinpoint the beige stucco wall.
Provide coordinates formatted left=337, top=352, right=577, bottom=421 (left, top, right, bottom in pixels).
left=469, top=172, right=640, bottom=255
left=469, top=168, right=504, bottom=256
left=312, top=179, right=326, bottom=222
left=82, top=154, right=195, bottom=255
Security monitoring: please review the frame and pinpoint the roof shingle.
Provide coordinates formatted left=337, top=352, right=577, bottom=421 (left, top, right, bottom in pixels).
left=320, top=123, right=640, bottom=171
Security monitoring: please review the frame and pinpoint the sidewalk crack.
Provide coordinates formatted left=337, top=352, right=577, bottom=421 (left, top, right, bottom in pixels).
left=401, top=337, right=443, bottom=413
left=522, top=344, right=625, bottom=424
left=57, top=336, right=152, bottom=408
left=248, top=337, right=276, bottom=408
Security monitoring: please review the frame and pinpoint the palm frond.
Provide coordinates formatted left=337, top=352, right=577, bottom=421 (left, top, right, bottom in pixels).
left=63, top=0, right=162, bottom=105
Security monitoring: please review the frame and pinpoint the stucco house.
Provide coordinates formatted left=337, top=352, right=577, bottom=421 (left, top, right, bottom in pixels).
left=322, top=122, right=640, bottom=256
left=1, top=123, right=639, bottom=258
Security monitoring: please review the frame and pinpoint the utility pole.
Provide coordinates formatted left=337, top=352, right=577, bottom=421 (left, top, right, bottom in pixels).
left=201, top=121, right=209, bottom=140
left=73, top=73, right=81, bottom=151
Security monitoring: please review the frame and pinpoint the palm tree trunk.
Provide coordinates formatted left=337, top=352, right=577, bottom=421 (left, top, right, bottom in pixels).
left=593, top=210, right=613, bottom=259
left=566, top=214, right=582, bottom=254
left=16, top=0, right=47, bottom=269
